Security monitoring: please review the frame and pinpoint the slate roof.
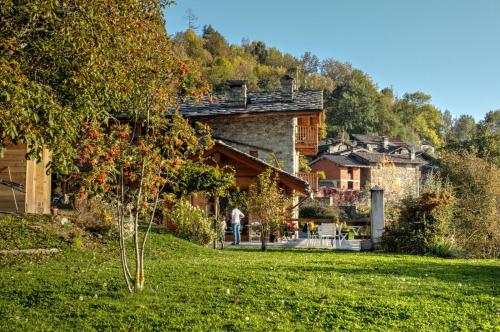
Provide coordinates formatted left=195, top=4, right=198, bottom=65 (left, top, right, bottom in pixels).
left=351, top=134, right=406, bottom=147
left=178, top=90, right=323, bottom=118
left=311, top=154, right=370, bottom=168
left=352, top=151, right=427, bottom=165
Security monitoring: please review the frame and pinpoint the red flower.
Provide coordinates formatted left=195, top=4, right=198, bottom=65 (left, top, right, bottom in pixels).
left=96, top=172, right=107, bottom=184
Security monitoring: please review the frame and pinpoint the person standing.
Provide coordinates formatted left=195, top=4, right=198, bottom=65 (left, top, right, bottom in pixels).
left=218, top=216, right=227, bottom=249
left=231, top=207, right=245, bottom=245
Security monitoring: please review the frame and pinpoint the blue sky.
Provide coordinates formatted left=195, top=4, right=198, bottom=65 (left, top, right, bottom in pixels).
left=164, top=0, right=500, bottom=120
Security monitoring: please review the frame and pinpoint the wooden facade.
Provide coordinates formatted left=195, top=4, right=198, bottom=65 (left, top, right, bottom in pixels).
left=296, top=113, right=323, bottom=156
left=0, top=144, right=51, bottom=214
left=203, top=141, right=310, bottom=195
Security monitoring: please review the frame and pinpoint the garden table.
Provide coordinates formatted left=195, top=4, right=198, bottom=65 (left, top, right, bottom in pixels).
left=349, top=226, right=364, bottom=236
left=336, top=230, right=348, bottom=247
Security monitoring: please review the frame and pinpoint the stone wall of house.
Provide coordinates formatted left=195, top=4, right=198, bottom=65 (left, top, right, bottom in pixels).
left=369, top=164, right=420, bottom=201
left=206, top=116, right=298, bottom=175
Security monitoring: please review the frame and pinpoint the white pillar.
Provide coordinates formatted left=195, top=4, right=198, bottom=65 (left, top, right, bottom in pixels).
left=370, top=186, right=384, bottom=249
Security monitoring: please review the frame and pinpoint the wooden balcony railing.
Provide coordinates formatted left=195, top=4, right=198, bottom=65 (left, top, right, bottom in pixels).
left=297, top=172, right=319, bottom=192
left=296, top=125, right=319, bottom=145
left=295, top=125, right=319, bottom=156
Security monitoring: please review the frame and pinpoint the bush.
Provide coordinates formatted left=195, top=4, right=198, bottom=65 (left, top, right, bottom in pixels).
left=73, top=197, right=117, bottom=238
left=381, top=181, right=456, bottom=255
left=167, top=198, right=215, bottom=245
left=438, top=151, right=500, bottom=258
left=429, top=238, right=456, bottom=258
left=299, top=201, right=339, bottom=221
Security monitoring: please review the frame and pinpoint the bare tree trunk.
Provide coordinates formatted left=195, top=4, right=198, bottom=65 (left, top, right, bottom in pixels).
left=133, top=159, right=146, bottom=290
left=118, top=171, right=133, bottom=293
left=261, top=229, right=268, bottom=251
left=138, top=192, right=160, bottom=289
left=213, top=195, right=219, bottom=249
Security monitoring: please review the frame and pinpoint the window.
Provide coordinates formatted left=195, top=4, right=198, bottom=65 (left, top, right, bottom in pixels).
left=348, top=181, right=354, bottom=190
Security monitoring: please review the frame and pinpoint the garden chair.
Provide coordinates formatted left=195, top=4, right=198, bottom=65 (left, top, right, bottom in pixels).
left=318, top=223, right=336, bottom=247
left=336, top=222, right=348, bottom=247
left=307, top=222, right=319, bottom=247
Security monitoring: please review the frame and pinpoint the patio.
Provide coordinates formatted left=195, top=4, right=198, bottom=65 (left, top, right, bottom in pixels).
left=225, top=238, right=367, bottom=251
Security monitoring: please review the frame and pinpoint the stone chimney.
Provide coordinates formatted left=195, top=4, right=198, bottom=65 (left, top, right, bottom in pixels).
left=281, top=75, right=296, bottom=102
left=409, top=147, right=416, bottom=160
left=225, top=80, right=247, bottom=108
left=382, top=136, right=389, bottom=150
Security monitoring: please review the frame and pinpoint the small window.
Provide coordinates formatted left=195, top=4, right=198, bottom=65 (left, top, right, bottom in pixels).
left=348, top=181, right=354, bottom=190
left=249, top=150, right=258, bottom=158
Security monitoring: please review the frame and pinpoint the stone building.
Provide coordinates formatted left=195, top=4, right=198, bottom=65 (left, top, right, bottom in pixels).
left=178, top=76, right=324, bottom=218
left=179, top=77, right=323, bottom=175
left=351, top=150, right=426, bottom=201
left=310, top=134, right=430, bottom=201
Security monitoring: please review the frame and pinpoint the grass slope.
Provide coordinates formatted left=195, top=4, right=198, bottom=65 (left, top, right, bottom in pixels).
left=0, top=216, right=498, bottom=331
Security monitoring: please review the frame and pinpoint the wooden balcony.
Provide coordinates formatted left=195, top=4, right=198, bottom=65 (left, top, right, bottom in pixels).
left=297, top=172, right=318, bottom=192
left=295, top=125, right=319, bottom=156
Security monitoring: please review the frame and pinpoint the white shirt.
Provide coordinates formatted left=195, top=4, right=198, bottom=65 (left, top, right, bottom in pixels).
left=231, top=208, right=244, bottom=224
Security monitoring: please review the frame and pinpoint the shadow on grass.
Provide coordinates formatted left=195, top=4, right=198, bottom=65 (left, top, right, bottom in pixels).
left=279, top=261, right=499, bottom=294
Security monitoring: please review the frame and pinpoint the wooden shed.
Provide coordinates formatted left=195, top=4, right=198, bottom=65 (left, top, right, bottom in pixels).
left=0, top=144, right=51, bottom=214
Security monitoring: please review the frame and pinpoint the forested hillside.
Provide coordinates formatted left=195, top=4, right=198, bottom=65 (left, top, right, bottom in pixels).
left=171, top=26, right=498, bottom=147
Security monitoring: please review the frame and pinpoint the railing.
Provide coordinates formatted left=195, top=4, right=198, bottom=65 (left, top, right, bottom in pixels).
left=297, top=172, right=318, bottom=192
left=295, top=125, right=319, bottom=145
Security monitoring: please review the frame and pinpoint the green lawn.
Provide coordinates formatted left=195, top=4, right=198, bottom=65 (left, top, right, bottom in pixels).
left=0, top=216, right=498, bottom=331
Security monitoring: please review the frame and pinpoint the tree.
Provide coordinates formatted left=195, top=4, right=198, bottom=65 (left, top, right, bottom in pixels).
left=320, top=58, right=353, bottom=87
left=467, top=110, right=500, bottom=165
left=301, top=52, right=320, bottom=74
left=392, top=92, right=443, bottom=145
left=438, top=151, right=499, bottom=258
left=442, top=110, right=453, bottom=142
left=249, top=41, right=268, bottom=64
left=247, top=169, right=291, bottom=251
left=451, top=115, right=476, bottom=142
left=482, top=109, right=500, bottom=134
left=325, top=69, right=379, bottom=135
left=2, top=0, right=209, bottom=292
left=202, top=25, right=230, bottom=58
left=184, top=8, right=199, bottom=31
left=375, top=87, right=402, bottom=137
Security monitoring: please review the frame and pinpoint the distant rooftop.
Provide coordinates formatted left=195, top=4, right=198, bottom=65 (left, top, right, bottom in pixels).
left=178, top=90, right=323, bottom=118
left=350, top=134, right=406, bottom=147
left=311, top=154, right=370, bottom=168
left=352, top=151, right=427, bottom=165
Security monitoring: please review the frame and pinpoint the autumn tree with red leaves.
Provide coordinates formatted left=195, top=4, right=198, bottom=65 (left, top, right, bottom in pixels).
left=2, top=0, right=221, bottom=292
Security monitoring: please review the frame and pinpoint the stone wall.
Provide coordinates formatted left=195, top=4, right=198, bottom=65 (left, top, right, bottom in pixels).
left=206, top=116, right=298, bottom=174
left=369, top=164, right=420, bottom=201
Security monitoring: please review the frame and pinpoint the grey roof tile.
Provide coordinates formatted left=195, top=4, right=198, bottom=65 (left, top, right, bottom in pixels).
left=352, top=151, right=427, bottom=164
left=178, top=90, right=323, bottom=118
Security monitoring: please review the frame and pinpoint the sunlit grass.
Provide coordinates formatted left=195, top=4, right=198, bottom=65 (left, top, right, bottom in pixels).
left=0, top=216, right=498, bottom=331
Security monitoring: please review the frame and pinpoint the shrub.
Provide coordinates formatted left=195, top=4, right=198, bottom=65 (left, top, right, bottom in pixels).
left=299, top=201, right=339, bottom=221
left=438, top=151, right=500, bottom=258
left=167, top=198, right=214, bottom=245
left=381, top=182, right=456, bottom=255
left=429, top=238, right=456, bottom=258
left=74, top=197, right=117, bottom=238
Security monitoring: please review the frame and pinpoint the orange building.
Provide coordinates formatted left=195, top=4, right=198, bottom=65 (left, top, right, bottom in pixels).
left=309, top=154, right=368, bottom=190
